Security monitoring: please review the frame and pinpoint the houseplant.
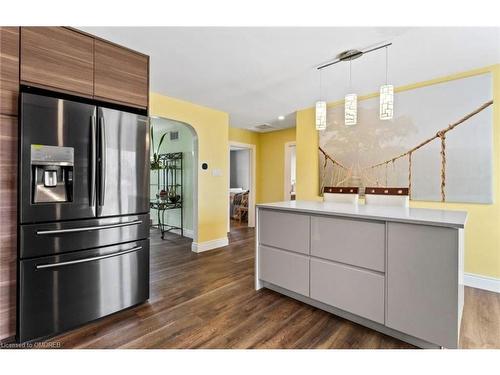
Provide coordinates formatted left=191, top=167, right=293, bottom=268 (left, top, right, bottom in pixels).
left=150, top=125, right=168, bottom=170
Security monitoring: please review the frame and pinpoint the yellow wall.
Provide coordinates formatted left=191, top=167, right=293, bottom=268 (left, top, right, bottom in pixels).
left=149, top=92, right=296, bottom=244
left=228, top=127, right=297, bottom=204
left=257, top=128, right=296, bottom=203
left=150, top=92, right=229, bottom=244
left=229, top=127, right=260, bottom=145
left=296, top=64, right=500, bottom=279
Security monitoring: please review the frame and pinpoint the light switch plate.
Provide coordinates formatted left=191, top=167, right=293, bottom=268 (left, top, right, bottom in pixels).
left=212, top=168, right=222, bottom=177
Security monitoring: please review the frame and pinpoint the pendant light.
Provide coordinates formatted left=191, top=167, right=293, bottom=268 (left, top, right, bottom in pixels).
left=315, top=42, right=392, bottom=126
left=345, top=59, right=357, bottom=126
left=316, top=101, right=327, bottom=130
left=379, top=46, right=394, bottom=120
left=315, top=69, right=327, bottom=130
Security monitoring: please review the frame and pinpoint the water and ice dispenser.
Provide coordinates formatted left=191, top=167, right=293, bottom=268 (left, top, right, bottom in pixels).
left=31, top=145, right=74, bottom=203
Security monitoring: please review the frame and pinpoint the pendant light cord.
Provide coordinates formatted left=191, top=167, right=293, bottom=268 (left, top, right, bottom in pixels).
left=385, top=46, right=388, bottom=85
left=319, top=69, right=323, bottom=101
left=349, top=59, right=352, bottom=92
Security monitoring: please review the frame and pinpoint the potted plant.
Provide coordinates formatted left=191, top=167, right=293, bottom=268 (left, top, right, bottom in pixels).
left=150, top=125, right=168, bottom=170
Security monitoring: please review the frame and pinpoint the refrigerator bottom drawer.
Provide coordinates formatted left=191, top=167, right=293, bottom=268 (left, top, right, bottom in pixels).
left=18, top=240, right=150, bottom=343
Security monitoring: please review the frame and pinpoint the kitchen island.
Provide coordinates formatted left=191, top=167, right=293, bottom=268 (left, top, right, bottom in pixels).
left=255, top=200, right=467, bottom=349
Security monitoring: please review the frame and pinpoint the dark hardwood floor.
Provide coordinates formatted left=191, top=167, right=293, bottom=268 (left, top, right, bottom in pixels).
left=230, top=218, right=247, bottom=229
left=52, top=227, right=499, bottom=349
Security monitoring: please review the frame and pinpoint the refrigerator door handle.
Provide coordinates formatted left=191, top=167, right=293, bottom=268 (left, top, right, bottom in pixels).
left=36, top=219, right=143, bottom=235
left=99, top=116, right=106, bottom=207
left=90, top=115, right=97, bottom=206
left=35, top=246, right=143, bottom=270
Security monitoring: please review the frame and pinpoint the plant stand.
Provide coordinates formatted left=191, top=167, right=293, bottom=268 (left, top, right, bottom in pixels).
left=150, top=152, right=183, bottom=239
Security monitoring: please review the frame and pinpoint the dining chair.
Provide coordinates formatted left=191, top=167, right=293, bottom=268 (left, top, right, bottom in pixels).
left=323, top=186, right=359, bottom=204
left=364, top=187, right=409, bottom=207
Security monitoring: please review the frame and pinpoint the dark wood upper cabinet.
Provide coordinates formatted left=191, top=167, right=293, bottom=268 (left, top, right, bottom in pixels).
left=19, top=27, right=149, bottom=109
left=94, top=40, right=149, bottom=109
left=0, top=27, right=20, bottom=116
left=20, top=27, right=94, bottom=97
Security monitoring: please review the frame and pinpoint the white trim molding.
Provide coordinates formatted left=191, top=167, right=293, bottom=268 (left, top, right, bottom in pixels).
left=464, top=273, right=500, bottom=293
left=283, top=141, right=297, bottom=201
left=191, top=236, right=229, bottom=253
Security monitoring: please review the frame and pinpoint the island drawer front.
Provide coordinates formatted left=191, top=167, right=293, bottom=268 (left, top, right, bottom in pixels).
left=311, top=216, right=385, bottom=272
left=259, top=245, right=309, bottom=296
left=310, top=258, right=385, bottom=324
left=259, top=209, right=310, bottom=255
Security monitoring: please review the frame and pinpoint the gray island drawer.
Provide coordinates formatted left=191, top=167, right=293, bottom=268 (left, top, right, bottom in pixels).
left=310, top=258, right=385, bottom=324
left=311, top=215, right=385, bottom=272
left=259, top=209, right=310, bottom=254
left=259, top=245, right=309, bottom=296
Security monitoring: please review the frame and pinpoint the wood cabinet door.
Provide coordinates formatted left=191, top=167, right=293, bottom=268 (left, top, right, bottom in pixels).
left=0, top=115, right=17, bottom=340
left=0, top=27, right=19, bottom=116
left=20, top=27, right=94, bottom=96
left=94, top=40, right=149, bottom=108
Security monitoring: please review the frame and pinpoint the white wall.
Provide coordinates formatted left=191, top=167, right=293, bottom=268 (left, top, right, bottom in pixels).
left=230, top=149, right=250, bottom=190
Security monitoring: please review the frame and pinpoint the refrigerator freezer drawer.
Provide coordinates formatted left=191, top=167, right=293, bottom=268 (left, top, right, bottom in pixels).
left=19, top=214, right=149, bottom=259
left=18, top=239, right=149, bottom=342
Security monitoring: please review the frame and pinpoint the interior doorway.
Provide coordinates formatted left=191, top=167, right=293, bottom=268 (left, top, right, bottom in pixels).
left=149, top=116, right=198, bottom=242
left=284, top=141, right=297, bottom=200
left=228, top=141, right=256, bottom=231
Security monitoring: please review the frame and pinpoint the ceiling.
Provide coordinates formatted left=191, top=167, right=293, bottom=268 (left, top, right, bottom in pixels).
left=79, top=27, right=500, bottom=132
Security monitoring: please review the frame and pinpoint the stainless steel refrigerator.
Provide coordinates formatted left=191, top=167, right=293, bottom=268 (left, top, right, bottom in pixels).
left=18, top=89, right=150, bottom=342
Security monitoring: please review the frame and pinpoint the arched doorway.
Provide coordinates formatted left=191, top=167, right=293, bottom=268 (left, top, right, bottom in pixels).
left=149, top=116, right=198, bottom=243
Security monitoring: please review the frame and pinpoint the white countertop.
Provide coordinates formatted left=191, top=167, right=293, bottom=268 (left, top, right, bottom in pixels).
left=257, top=200, right=467, bottom=229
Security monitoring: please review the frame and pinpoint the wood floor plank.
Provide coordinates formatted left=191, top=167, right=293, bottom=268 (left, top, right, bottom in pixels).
left=45, top=226, right=499, bottom=349
left=460, top=287, right=500, bottom=349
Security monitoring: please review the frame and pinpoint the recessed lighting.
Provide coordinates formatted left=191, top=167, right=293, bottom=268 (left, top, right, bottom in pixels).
left=278, top=115, right=285, bottom=121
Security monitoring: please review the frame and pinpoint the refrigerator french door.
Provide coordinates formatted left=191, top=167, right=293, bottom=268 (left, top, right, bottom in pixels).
left=19, top=93, right=97, bottom=223
left=18, top=89, right=150, bottom=342
left=97, top=107, right=149, bottom=217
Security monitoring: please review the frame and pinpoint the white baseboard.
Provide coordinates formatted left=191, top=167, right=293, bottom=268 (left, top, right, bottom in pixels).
left=464, top=273, right=500, bottom=293
left=191, top=237, right=229, bottom=253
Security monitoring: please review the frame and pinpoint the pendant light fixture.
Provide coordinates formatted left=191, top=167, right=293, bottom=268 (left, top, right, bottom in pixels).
left=379, top=46, right=394, bottom=120
left=315, top=42, right=392, bottom=127
left=345, top=59, right=357, bottom=126
left=315, top=68, right=327, bottom=130
left=315, top=101, right=327, bottom=130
